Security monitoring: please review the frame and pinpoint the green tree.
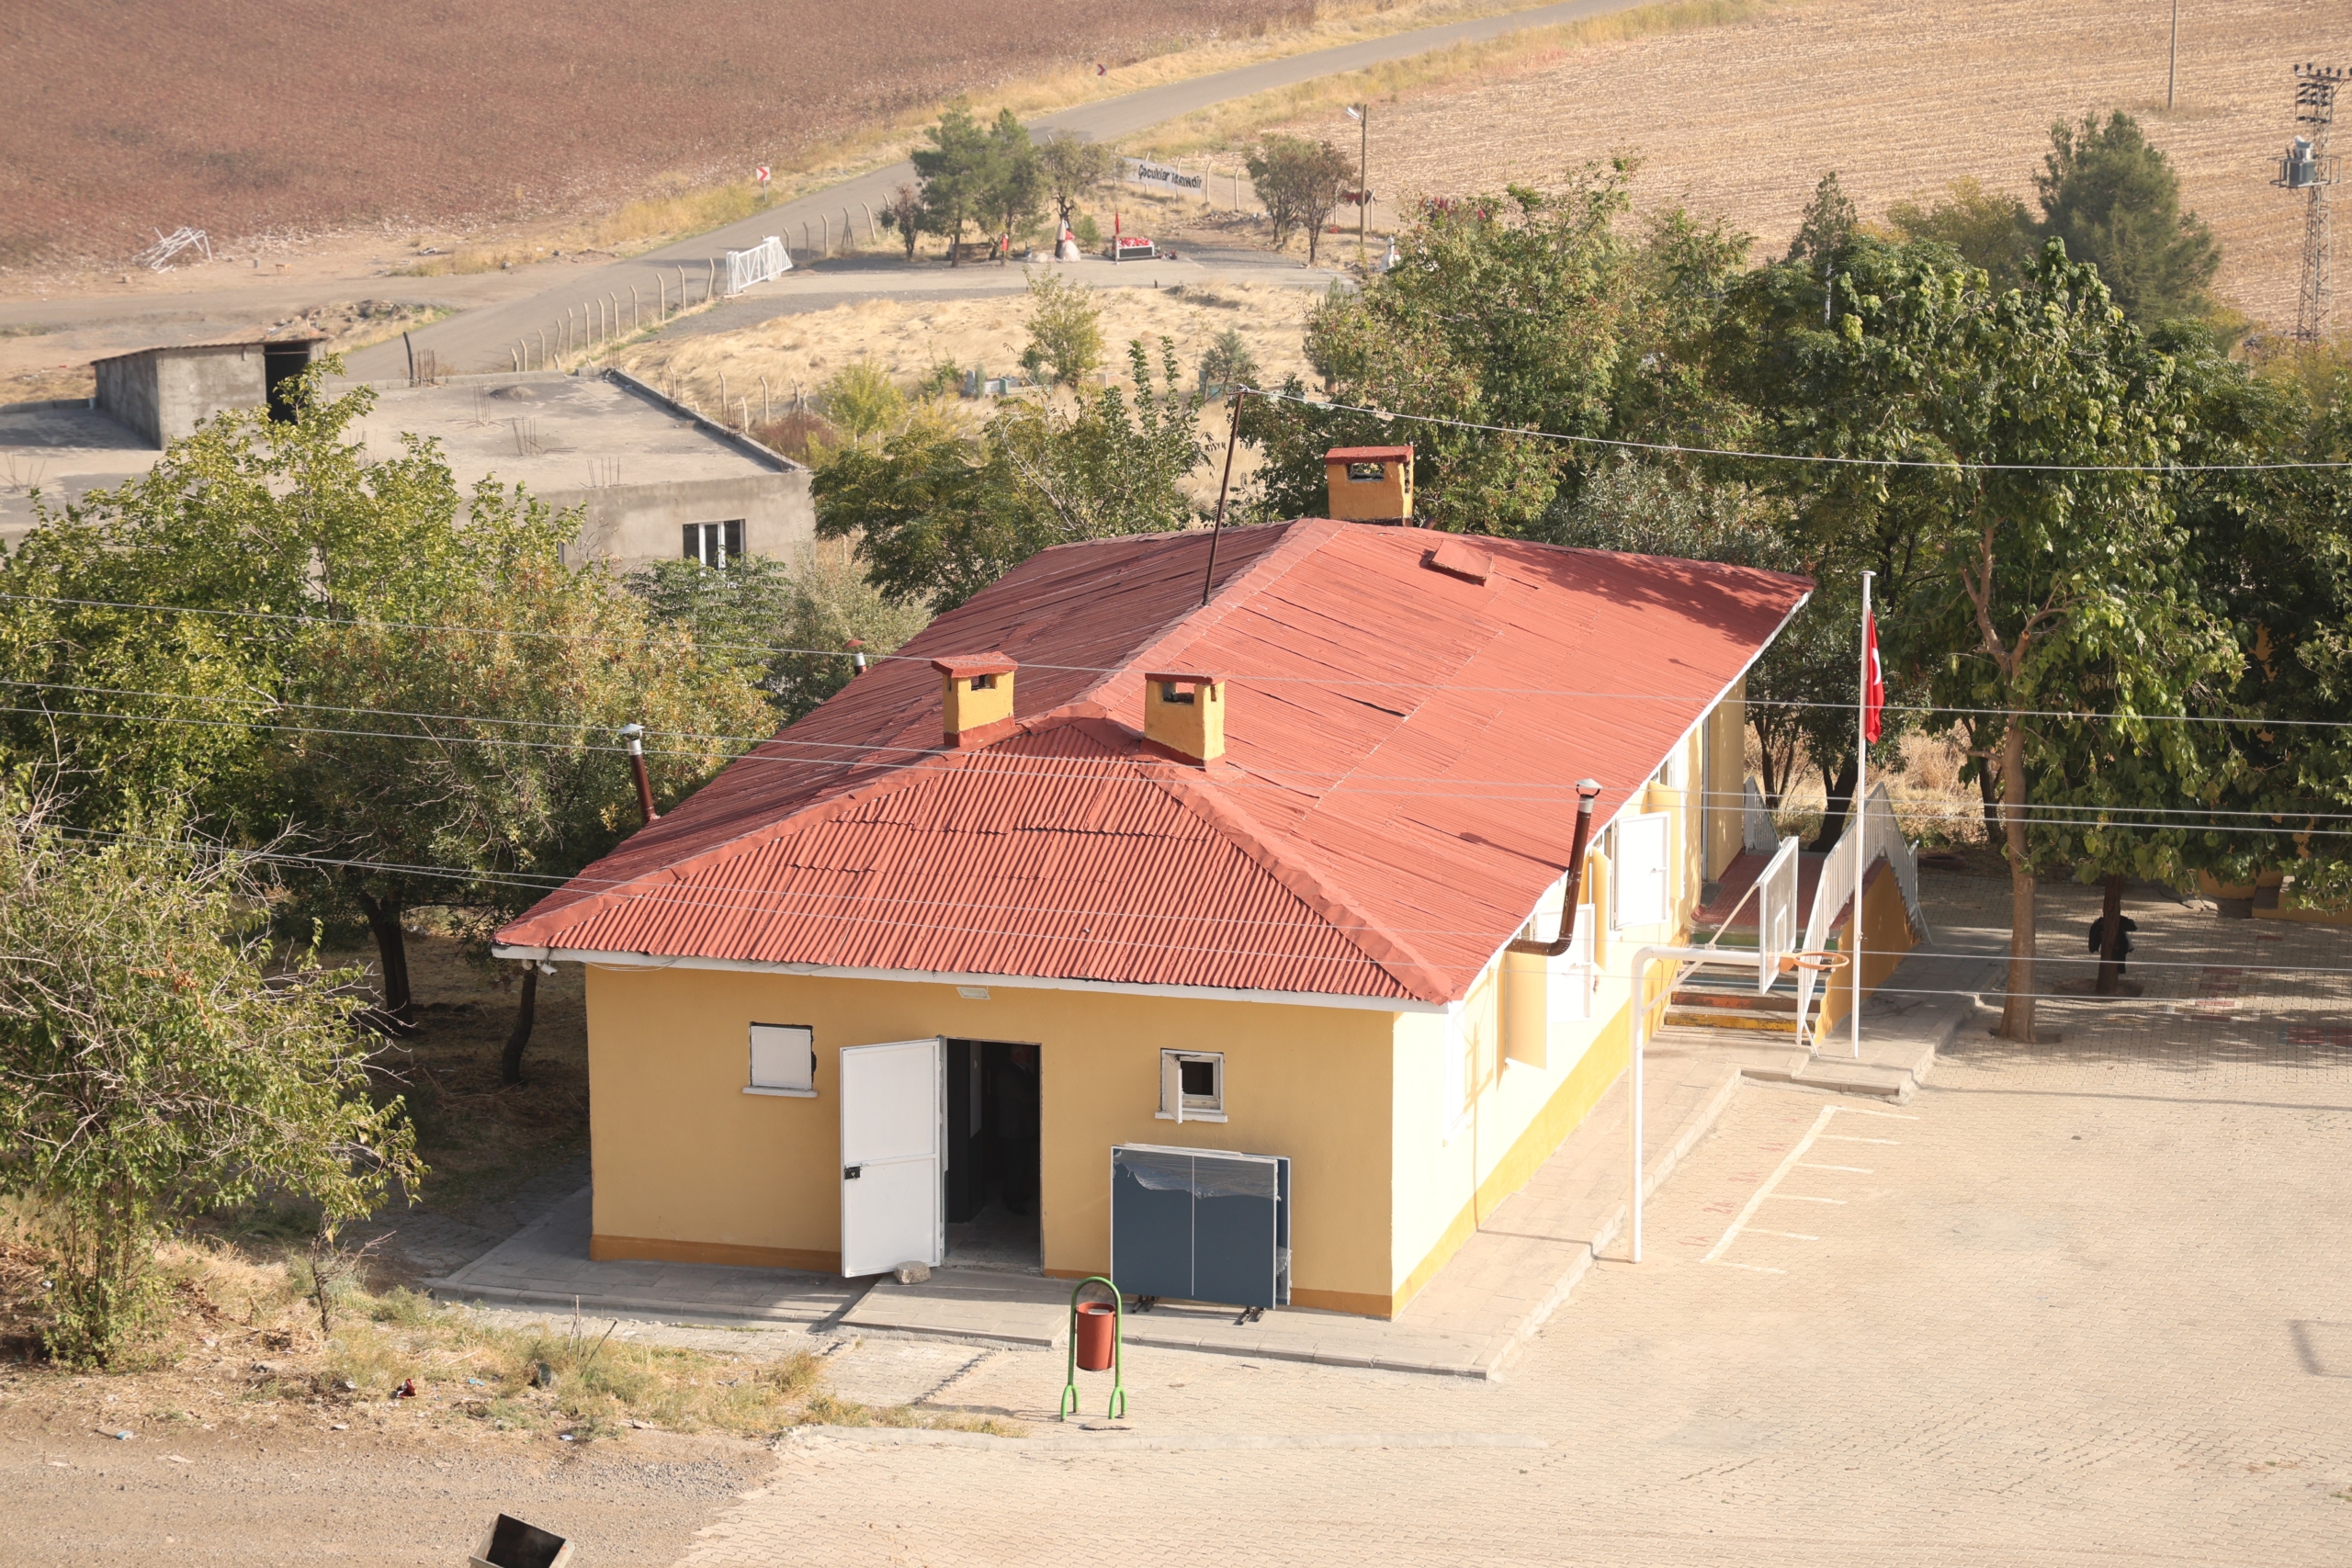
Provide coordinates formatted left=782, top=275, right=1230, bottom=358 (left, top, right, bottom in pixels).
left=1242, top=168, right=1641, bottom=534
left=1783, top=171, right=1858, bottom=265
left=0, top=801, right=422, bottom=1364
left=1021, top=273, right=1105, bottom=389
left=913, top=103, right=992, bottom=267
left=1245, top=136, right=1353, bottom=262
left=821, top=359, right=906, bottom=442
left=1885, top=177, right=2034, bottom=293
left=1199, top=327, right=1261, bottom=394
left=1037, top=130, right=1116, bottom=234
left=818, top=341, right=1207, bottom=608
left=628, top=540, right=928, bottom=725
left=878, top=182, right=926, bottom=262
left=1, top=367, right=768, bottom=1050
left=2033, top=110, right=2221, bottom=325
left=985, top=108, right=1046, bottom=261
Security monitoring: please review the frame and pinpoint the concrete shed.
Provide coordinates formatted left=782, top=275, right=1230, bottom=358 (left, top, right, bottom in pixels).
left=91, top=333, right=323, bottom=448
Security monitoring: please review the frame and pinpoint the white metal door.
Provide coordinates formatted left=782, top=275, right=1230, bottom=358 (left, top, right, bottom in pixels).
left=839, top=1037, right=944, bottom=1277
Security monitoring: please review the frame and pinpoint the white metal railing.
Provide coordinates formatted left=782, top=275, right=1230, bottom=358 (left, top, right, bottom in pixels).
left=724, top=236, right=791, bottom=296
left=1790, top=782, right=1932, bottom=1049
left=1742, top=776, right=1777, bottom=855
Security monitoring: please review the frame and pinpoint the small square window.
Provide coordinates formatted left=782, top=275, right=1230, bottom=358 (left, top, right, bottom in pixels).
left=1159, top=681, right=1196, bottom=705
left=1346, top=461, right=1385, bottom=481
left=968, top=672, right=995, bottom=690
left=1157, top=1050, right=1225, bottom=1121
left=747, top=1022, right=815, bottom=1097
left=684, top=519, right=746, bottom=568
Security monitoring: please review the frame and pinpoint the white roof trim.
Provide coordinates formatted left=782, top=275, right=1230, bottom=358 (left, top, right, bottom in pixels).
left=491, top=942, right=1446, bottom=1014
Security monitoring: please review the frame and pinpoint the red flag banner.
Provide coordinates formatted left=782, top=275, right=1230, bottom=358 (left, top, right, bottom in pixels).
left=1863, top=612, right=1885, bottom=743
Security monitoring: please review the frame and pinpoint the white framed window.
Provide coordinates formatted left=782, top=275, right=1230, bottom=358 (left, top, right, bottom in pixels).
left=1157, top=1049, right=1226, bottom=1122
left=746, top=1021, right=816, bottom=1097
left=1613, top=812, right=1672, bottom=928
left=684, top=519, right=745, bottom=567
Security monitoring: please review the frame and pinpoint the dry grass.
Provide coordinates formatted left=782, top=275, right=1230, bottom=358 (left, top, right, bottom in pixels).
left=1250, top=0, right=2329, bottom=329
left=611, top=277, right=1324, bottom=426
left=1761, top=726, right=1994, bottom=854
left=0, top=1234, right=1017, bottom=1441
left=1132, top=0, right=1787, bottom=158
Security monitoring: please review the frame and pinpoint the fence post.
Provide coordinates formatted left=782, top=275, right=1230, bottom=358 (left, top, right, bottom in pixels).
left=631, top=285, right=639, bottom=333
left=706, top=257, right=715, bottom=301
left=821, top=214, right=831, bottom=255
left=761, top=376, right=770, bottom=422
left=862, top=201, right=876, bottom=243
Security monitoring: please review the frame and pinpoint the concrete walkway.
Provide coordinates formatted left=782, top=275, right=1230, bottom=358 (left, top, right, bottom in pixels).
left=425, top=941, right=1998, bottom=1377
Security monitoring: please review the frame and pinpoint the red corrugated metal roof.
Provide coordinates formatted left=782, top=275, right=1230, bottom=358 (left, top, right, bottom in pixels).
left=497, top=519, right=1811, bottom=1005
left=1324, top=446, right=1412, bottom=462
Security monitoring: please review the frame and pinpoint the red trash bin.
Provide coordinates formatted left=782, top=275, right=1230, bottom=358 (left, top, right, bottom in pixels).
left=1075, top=1302, right=1117, bottom=1371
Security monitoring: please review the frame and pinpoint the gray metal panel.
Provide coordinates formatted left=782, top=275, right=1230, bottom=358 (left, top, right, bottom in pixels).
left=1110, top=1147, right=1193, bottom=1301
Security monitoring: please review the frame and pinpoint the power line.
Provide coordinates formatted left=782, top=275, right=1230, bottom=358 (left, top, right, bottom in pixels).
left=1254, top=387, right=2352, bottom=475
left=14, top=677, right=2352, bottom=812
left=7, top=589, right=2350, bottom=728
left=12, top=701, right=2350, bottom=834
left=47, top=824, right=2352, bottom=983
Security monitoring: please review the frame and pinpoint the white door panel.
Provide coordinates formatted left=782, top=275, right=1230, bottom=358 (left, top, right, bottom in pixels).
left=840, top=1038, right=944, bottom=1278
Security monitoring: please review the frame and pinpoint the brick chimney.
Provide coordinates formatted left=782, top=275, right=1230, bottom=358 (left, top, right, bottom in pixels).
left=933, top=653, right=1016, bottom=748
left=1143, top=671, right=1225, bottom=764
left=1323, top=445, right=1414, bottom=525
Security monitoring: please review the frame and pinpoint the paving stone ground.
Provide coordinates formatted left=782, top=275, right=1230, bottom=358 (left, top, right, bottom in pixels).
left=667, top=875, right=2352, bottom=1566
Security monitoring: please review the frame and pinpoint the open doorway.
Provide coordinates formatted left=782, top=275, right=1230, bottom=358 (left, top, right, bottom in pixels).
left=944, top=1038, right=1041, bottom=1272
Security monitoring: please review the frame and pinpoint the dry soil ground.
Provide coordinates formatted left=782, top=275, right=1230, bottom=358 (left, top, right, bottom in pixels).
left=1261, top=0, right=2331, bottom=330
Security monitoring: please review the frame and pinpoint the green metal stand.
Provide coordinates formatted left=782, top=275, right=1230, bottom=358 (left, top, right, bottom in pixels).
left=1057, top=1275, right=1127, bottom=1421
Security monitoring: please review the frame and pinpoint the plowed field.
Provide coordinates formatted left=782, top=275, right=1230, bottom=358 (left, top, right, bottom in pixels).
left=1, top=0, right=1312, bottom=266
left=1266, top=0, right=2329, bottom=329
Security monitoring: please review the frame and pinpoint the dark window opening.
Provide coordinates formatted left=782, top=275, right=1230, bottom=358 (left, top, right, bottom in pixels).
left=1179, top=1057, right=1217, bottom=1099
left=969, top=672, right=996, bottom=690
left=1346, top=461, right=1385, bottom=481
left=684, top=519, right=745, bottom=567
left=264, top=343, right=312, bottom=423
left=1159, top=682, right=1195, bottom=705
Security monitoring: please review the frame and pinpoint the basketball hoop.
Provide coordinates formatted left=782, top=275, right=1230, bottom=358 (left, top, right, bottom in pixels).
left=1786, top=950, right=1849, bottom=975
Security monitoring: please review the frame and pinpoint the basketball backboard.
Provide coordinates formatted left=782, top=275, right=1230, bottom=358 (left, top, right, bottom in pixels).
left=1756, top=834, right=1802, bottom=994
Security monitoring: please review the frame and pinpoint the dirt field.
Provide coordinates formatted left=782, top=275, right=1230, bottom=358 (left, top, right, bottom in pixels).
left=1259, top=0, right=2329, bottom=330
left=613, top=277, right=1323, bottom=423
left=2, top=0, right=1322, bottom=268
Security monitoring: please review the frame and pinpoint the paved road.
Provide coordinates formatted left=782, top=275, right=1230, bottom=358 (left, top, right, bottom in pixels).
left=345, top=0, right=1657, bottom=379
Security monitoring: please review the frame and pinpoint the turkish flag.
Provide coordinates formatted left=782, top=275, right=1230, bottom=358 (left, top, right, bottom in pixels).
left=1863, top=612, right=1885, bottom=743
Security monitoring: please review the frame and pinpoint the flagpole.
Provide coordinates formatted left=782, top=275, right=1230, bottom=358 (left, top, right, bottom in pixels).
left=1853, top=570, right=1872, bottom=1059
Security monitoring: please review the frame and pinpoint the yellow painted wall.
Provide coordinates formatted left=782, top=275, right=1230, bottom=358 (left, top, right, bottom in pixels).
left=1812, top=867, right=1918, bottom=1033
left=582, top=964, right=1395, bottom=1312
left=1705, top=679, right=1747, bottom=878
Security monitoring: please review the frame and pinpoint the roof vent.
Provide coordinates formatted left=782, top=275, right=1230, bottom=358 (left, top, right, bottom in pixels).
left=1424, top=536, right=1493, bottom=585
left=1143, top=671, right=1225, bottom=764
left=932, top=653, right=1016, bottom=749
left=1323, top=445, right=1414, bottom=525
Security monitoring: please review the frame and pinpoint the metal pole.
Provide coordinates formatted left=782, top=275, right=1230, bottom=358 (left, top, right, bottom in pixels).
left=1631, top=953, right=1645, bottom=1262
left=1853, top=570, right=1873, bottom=1059
left=1358, top=105, right=1368, bottom=267
left=2166, top=0, right=2177, bottom=110
left=1201, top=389, right=1248, bottom=605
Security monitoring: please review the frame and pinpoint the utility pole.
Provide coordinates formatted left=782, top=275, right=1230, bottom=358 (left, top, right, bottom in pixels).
left=1347, top=103, right=1368, bottom=267
left=2278, top=64, right=2346, bottom=343
left=2166, top=0, right=2178, bottom=110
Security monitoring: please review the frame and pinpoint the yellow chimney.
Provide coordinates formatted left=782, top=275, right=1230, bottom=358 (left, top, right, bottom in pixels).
left=1143, top=671, right=1225, bottom=764
left=1323, top=444, right=1414, bottom=524
left=933, top=653, right=1016, bottom=748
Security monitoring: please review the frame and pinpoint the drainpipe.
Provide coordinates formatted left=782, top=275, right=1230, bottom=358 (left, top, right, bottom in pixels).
left=846, top=637, right=867, bottom=676
left=620, top=722, right=658, bottom=825
left=1506, top=780, right=1602, bottom=957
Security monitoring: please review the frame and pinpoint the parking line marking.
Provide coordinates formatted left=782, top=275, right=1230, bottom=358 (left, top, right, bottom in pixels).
left=1768, top=1193, right=1846, bottom=1203
left=1820, top=1134, right=1900, bottom=1145
left=1704, top=1105, right=1838, bottom=1265
left=1797, top=1163, right=1873, bottom=1174
left=1745, top=1229, right=1820, bottom=1241
left=1713, top=1261, right=1786, bottom=1274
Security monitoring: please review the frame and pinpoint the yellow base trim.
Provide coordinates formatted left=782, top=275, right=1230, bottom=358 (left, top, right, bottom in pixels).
left=2255, top=904, right=2352, bottom=927
left=1045, top=1273, right=1394, bottom=1321
left=1390, top=999, right=1635, bottom=1316
left=591, top=1234, right=840, bottom=1273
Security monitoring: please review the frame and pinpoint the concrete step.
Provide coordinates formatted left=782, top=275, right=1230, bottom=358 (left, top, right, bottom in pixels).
left=1662, top=1006, right=1800, bottom=1034
left=1669, top=987, right=1801, bottom=1014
